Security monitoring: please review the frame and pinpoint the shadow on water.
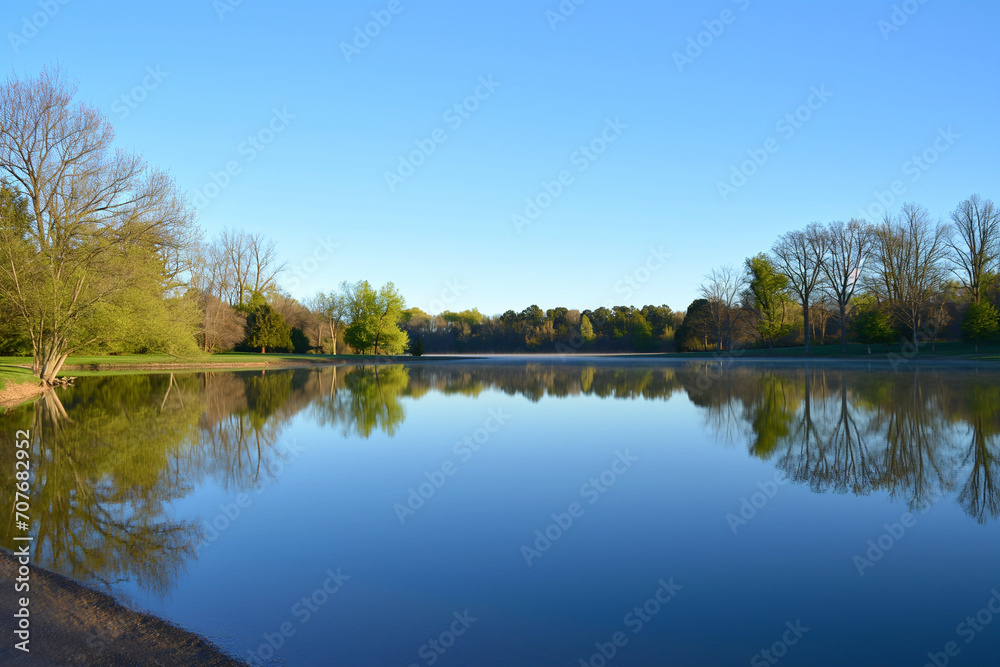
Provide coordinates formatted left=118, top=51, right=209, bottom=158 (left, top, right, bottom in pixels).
left=1, top=361, right=997, bottom=598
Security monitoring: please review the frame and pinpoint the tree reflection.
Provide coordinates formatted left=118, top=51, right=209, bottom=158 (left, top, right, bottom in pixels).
left=685, top=363, right=995, bottom=521
left=312, top=364, right=410, bottom=438
left=1, top=376, right=203, bottom=597
left=957, top=385, right=1000, bottom=524
left=1, top=360, right=997, bottom=601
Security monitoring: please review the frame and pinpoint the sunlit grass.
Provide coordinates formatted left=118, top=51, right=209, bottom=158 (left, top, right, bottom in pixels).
left=0, top=365, right=36, bottom=391
left=0, top=351, right=418, bottom=373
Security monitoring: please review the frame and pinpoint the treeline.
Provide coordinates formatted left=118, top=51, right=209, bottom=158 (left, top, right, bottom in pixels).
left=681, top=198, right=1000, bottom=354
left=0, top=67, right=417, bottom=380
left=3, top=66, right=999, bottom=382
left=0, top=68, right=682, bottom=368
left=398, top=304, right=680, bottom=354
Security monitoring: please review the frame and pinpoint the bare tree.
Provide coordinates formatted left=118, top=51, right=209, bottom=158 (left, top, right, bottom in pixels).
left=772, top=222, right=829, bottom=355
left=204, top=229, right=284, bottom=306
left=948, top=194, right=1000, bottom=303
left=271, top=291, right=318, bottom=347
left=698, top=265, right=745, bottom=352
left=819, top=218, right=875, bottom=352
left=868, top=203, right=951, bottom=348
left=312, top=290, right=347, bottom=355
left=0, top=67, right=196, bottom=382
left=199, top=293, right=247, bottom=352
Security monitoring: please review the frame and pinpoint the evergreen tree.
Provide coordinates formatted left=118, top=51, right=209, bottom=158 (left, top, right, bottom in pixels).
left=244, top=292, right=293, bottom=353
left=408, top=336, right=425, bottom=357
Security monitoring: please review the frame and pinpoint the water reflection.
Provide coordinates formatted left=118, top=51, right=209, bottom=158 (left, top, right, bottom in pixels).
left=1, top=361, right=998, bottom=600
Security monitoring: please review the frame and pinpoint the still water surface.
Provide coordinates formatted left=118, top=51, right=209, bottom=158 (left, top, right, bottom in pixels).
left=1, top=360, right=998, bottom=666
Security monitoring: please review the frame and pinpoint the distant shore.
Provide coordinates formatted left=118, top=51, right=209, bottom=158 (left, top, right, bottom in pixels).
left=2, top=349, right=998, bottom=409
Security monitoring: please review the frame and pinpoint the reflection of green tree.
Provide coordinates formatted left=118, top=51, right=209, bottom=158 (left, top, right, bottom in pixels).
left=0, top=375, right=203, bottom=596
left=313, top=365, right=409, bottom=438
left=744, top=375, right=798, bottom=459
left=4, top=360, right=999, bottom=612
left=246, top=370, right=294, bottom=431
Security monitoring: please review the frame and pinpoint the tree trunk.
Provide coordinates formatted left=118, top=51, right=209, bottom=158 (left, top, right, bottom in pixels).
left=803, top=297, right=810, bottom=356
left=39, top=349, right=69, bottom=385
left=261, top=346, right=265, bottom=354
left=840, top=304, right=848, bottom=353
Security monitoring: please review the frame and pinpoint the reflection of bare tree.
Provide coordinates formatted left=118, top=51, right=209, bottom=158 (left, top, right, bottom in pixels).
left=679, top=363, right=993, bottom=522
left=2, top=360, right=997, bottom=607
left=823, top=375, right=880, bottom=495
left=959, top=425, right=1000, bottom=524
left=867, top=375, right=959, bottom=511
left=957, top=386, right=1000, bottom=524
left=194, top=371, right=306, bottom=491
left=770, top=372, right=883, bottom=497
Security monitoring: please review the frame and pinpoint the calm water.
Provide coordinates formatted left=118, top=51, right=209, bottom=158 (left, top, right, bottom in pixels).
left=2, top=360, right=999, bottom=666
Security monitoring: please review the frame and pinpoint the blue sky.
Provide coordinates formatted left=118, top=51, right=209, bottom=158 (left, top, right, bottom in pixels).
left=5, top=0, right=998, bottom=315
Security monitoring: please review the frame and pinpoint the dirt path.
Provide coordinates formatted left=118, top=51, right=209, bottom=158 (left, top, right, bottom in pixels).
left=0, top=552, right=248, bottom=666
left=0, top=381, right=46, bottom=409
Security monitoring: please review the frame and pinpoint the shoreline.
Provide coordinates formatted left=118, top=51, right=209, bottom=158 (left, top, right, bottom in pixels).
left=0, top=551, right=248, bottom=666
left=0, top=380, right=47, bottom=410
left=3, top=352, right=998, bottom=408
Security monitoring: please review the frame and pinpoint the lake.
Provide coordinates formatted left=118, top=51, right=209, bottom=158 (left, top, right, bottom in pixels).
left=1, top=359, right=998, bottom=666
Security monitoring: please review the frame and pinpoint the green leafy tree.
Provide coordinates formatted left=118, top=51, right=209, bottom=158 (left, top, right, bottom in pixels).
left=962, top=301, right=1000, bottom=353
left=580, top=314, right=595, bottom=342
left=0, top=182, right=33, bottom=353
left=343, top=280, right=409, bottom=355
left=0, top=67, right=199, bottom=382
left=745, top=254, right=792, bottom=351
left=674, top=299, right=713, bottom=352
left=853, top=297, right=896, bottom=354
left=244, top=293, right=293, bottom=353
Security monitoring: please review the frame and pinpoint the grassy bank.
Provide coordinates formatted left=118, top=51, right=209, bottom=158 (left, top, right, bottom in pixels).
left=0, top=364, right=36, bottom=391
left=0, top=351, right=422, bottom=373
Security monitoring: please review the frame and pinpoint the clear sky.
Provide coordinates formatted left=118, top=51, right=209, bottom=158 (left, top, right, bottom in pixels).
left=6, top=0, right=999, bottom=316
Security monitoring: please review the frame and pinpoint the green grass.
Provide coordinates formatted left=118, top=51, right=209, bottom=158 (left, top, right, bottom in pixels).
left=0, top=365, right=36, bottom=391
left=0, top=351, right=420, bottom=373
